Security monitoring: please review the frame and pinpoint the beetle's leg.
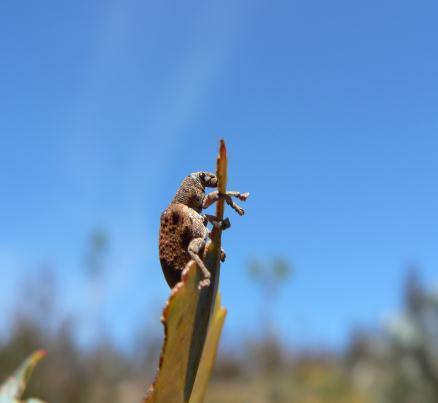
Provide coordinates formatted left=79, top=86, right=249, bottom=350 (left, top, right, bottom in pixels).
left=202, top=225, right=227, bottom=263
left=188, top=237, right=211, bottom=289
left=203, top=214, right=231, bottom=230
left=224, top=191, right=250, bottom=201
left=203, top=223, right=227, bottom=263
left=221, top=194, right=245, bottom=216
left=203, top=191, right=249, bottom=215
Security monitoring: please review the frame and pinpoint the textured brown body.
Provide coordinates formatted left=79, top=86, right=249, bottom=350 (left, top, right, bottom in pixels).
left=159, top=171, right=246, bottom=288
left=159, top=203, right=208, bottom=288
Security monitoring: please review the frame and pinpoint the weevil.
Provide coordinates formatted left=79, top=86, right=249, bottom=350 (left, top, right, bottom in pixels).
left=159, top=171, right=249, bottom=289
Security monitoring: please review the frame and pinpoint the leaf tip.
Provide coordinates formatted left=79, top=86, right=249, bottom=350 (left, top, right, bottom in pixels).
left=219, top=139, right=226, bottom=159
left=33, top=350, right=47, bottom=360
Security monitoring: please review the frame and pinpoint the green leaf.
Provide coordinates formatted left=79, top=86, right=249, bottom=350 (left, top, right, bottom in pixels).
left=189, top=294, right=226, bottom=403
left=145, top=140, right=229, bottom=403
left=184, top=139, right=228, bottom=401
left=144, top=262, right=226, bottom=403
left=0, top=350, right=46, bottom=403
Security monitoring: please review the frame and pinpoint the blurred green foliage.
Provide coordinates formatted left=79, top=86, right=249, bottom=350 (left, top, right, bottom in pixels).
left=1, top=258, right=437, bottom=402
left=0, top=350, right=46, bottom=403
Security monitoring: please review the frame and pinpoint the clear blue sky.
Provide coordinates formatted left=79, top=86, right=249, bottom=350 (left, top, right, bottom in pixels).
left=1, top=0, right=438, bottom=349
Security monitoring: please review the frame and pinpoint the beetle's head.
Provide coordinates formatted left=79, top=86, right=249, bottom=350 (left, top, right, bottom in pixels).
left=191, top=171, right=217, bottom=188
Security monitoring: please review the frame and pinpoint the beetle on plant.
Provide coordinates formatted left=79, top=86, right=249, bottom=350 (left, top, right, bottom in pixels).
left=159, top=171, right=248, bottom=289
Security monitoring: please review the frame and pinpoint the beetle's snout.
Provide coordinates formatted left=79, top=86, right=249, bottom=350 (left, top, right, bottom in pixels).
left=196, top=171, right=217, bottom=187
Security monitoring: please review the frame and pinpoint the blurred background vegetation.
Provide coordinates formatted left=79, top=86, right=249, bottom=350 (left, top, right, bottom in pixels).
left=1, top=232, right=437, bottom=403
left=2, top=2, right=438, bottom=402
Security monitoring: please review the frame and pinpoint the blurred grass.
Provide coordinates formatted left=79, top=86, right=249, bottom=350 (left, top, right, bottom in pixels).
left=1, top=266, right=437, bottom=402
